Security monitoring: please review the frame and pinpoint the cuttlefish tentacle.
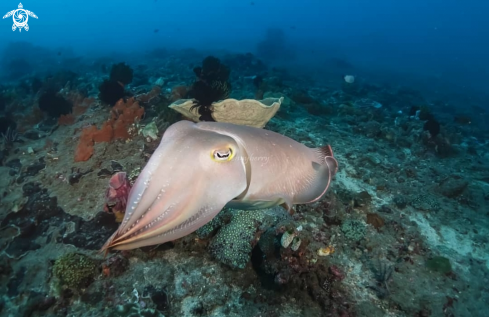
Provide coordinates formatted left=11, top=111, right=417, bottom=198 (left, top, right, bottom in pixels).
left=101, top=120, right=338, bottom=252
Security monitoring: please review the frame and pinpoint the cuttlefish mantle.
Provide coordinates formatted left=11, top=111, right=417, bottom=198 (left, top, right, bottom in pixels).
left=101, top=120, right=338, bottom=251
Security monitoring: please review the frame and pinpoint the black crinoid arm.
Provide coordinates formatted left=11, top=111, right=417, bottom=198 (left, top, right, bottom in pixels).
left=188, top=56, right=232, bottom=121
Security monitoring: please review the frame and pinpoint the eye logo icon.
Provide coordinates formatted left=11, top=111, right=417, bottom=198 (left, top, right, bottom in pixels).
left=3, top=3, right=38, bottom=32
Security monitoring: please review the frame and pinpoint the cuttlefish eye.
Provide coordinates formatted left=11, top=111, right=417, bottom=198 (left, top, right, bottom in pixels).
left=211, top=147, right=235, bottom=162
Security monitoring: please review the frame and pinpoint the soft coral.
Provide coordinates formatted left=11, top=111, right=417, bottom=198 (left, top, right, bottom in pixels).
left=74, top=98, right=144, bottom=162
left=104, top=172, right=131, bottom=222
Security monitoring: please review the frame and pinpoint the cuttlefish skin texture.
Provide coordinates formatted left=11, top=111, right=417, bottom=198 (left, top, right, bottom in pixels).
left=102, top=120, right=338, bottom=251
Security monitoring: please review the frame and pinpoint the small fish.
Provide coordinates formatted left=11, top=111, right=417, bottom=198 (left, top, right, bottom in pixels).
left=154, top=29, right=159, bottom=33
left=355, top=98, right=382, bottom=109
left=454, top=116, right=471, bottom=125
left=250, top=2, right=254, bottom=5
left=344, top=75, right=355, bottom=84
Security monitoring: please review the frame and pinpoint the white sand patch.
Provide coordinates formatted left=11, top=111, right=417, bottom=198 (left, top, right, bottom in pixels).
left=332, top=160, right=390, bottom=208
left=409, top=213, right=489, bottom=270
left=340, top=253, right=371, bottom=302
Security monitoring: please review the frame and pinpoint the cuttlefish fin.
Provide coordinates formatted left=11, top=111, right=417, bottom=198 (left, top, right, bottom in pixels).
left=315, top=145, right=338, bottom=173
left=293, top=144, right=338, bottom=204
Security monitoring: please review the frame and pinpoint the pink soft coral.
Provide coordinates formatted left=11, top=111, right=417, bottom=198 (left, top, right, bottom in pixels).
left=104, top=172, right=131, bottom=222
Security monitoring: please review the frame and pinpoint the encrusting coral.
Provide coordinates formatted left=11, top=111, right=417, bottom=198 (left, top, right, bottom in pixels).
left=74, top=98, right=144, bottom=162
left=208, top=207, right=290, bottom=269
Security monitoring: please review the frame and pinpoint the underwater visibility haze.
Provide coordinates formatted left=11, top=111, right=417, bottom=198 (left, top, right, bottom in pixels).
left=0, top=0, right=489, bottom=316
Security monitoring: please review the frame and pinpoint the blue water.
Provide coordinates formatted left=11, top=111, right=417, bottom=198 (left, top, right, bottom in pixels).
left=1, top=0, right=488, bottom=97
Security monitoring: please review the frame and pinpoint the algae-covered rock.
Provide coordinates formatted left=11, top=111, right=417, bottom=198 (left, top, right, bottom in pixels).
left=426, top=256, right=452, bottom=273
left=263, top=92, right=293, bottom=108
left=110, top=303, right=164, bottom=317
left=393, top=195, right=407, bottom=209
left=52, top=253, right=98, bottom=289
left=410, top=194, right=440, bottom=212
left=140, top=121, right=159, bottom=141
left=436, top=178, right=469, bottom=198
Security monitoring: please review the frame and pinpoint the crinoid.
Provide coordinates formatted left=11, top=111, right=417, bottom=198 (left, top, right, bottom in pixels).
left=188, top=56, right=232, bottom=121
left=2, top=126, right=19, bottom=148
left=367, top=258, right=393, bottom=298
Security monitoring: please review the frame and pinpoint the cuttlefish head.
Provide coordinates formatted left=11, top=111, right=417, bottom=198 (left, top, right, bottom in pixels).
left=101, top=120, right=247, bottom=251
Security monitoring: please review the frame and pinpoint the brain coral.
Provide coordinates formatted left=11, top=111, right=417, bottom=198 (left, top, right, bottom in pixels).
left=341, top=219, right=367, bottom=242
left=208, top=207, right=288, bottom=269
left=53, top=253, right=99, bottom=289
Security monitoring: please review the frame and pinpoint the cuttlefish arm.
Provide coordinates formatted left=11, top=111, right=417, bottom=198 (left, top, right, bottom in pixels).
left=101, top=121, right=338, bottom=252
left=101, top=120, right=247, bottom=251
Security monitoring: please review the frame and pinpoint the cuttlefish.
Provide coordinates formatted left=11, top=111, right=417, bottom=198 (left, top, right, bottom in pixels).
left=101, top=120, right=338, bottom=252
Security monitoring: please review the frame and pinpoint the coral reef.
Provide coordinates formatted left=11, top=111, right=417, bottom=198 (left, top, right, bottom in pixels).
left=98, top=79, right=125, bottom=106
left=0, top=45, right=488, bottom=317
left=341, top=219, right=367, bottom=241
left=187, top=56, right=232, bottom=121
left=104, top=172, right=131, bottom=222
left=74, top=98, right=144, bottom=162
left=208, top=208, right=280, bottom=269
left=426, top=256, right=452, bottom=274
left=38, top=90, right=73, bottom=118
left=52, top=253, right=99, bottom=289
left=109, top=62, right=133, bottom=86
